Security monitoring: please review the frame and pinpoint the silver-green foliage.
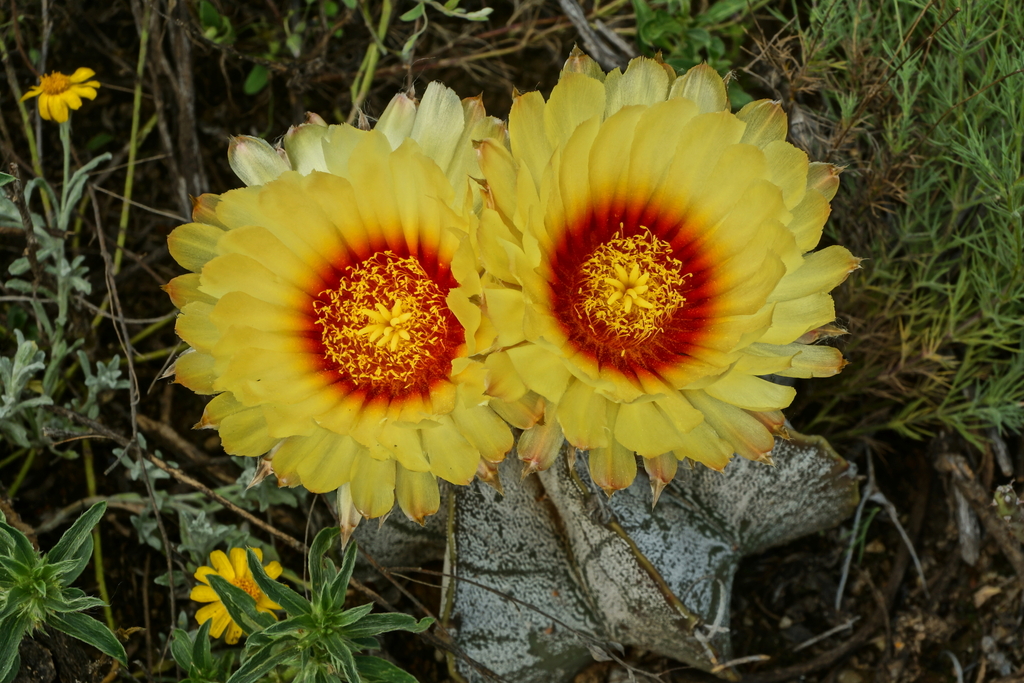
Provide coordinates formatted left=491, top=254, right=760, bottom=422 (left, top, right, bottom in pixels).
left=0, top=502, right=127, bottom=682
left=789, top=0, right=1024, bottom=444
left=178, top=531, right=431, bottom=683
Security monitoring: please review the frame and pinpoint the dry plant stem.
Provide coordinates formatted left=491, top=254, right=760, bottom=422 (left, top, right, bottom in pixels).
left=50, top=403, right=310, bottom=555
left=935, top=451, right=1024, bottom=584
left=35, top=495, right=145, bottom=534
left=86, top=185, right=178, bottom=643
left=8, top=164, right=43, bottom=285
left=742, top=466, right=930, bottom=683
left=114, top=0, right=153, bottom=276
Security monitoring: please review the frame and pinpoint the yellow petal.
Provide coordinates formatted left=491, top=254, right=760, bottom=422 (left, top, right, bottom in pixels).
left=543, top=71, right=606, bottom=158
left=605, top=56, right=670, bottom=117
left=669, top=63, right=728, bottom=114
left=614, top=400, right=684, bottom=457
left=671, top=422, right=733, bottom=472
left=422, top=416, right=479, bottom=485
left=450, top=404, right=513, bottom=463
left=264, top=561, right=283, bottom=580
left=229, top=548, right=248, bottom=579
left=505, top=344, right=571, bottom=403
left=173, top=350, right=217, bottom=395
left=703, top=372, right=796, bottom=412
left=189, top=585, right=219, bottom=603
left=488, top=393, right=545, bottom=430
left=685, top=390, right=775, bottom=461
left=167, top=222, right=225, bottom=273
left=516, top=416, right=564, bottom=474
left=209, top=550, right=235, bottom=581
left=410, top=81, right=464, bottom=172
left=758, top=292, right=836, bottom=345
left=736, top=99, right=788, bottom=148
left=768, top=245, right=861, bottom=303
left=349, top=455, right=396, bottom=518
left=395, top=465, right=441, bottom=524
left=555, top=380, right=610, bottom=449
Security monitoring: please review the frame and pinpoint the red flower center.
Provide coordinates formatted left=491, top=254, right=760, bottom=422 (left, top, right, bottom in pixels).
left=548, top=213, right=718, bottom=375
left=311, top=250, right=463, bottom=400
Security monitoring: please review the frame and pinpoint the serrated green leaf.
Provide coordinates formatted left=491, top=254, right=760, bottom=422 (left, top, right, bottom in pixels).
left=351, top=636, right=380, bottom=651
left=245, top=548, right=310, bottom=616
left=46, top=611, right=127, bottom=666
left=355, top=655, right=418, bottom=683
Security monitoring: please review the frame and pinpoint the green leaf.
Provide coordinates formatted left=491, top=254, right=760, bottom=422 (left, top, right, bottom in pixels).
left=324, top=634, right=360, bottom=682
left=0, top=613, right=31, bottom=683
left=340, top=0, right=356, bottom=7
left=341, top=613, right=433, bottom=638
left=244, top=65, right=269, bottom=96
left=46, top=611, right=127, bottom=666
left=47, top=501, right=105, bottom=579
left=335, top=602, right=374, bottom=629
left=199, top=0, right=221, bottom=28
left=0, top=173, right=15, bottom=188
left=170, top=628, right=194, bottom=669
left=399, top=3, right=424, bottom=21
left=206, top=574, right=274, bottom=636
left=245, top=548, right=310, bottom=616
left=192, top=618, right=215, bottom=671
left=309, top=527, right=340, bottom=598
left=225, top=642, right=290, bottom=683
left=355, top=655, right=419, bottom=683
left=0, top=521, right=39, bottom=567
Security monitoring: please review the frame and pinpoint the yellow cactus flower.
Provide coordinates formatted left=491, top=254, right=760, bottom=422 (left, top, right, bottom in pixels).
left=20, top=68, right=101, bottom=123
left=191, top=548, right=283, bottom=645
left=476, top=50, right=858, bottom=496
left=166, top=127, right=512, bottom=522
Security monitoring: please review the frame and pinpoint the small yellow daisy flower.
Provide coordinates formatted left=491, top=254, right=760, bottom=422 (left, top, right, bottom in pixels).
left=190, top=548, right=283, bottom=644
left=20, top=68, right=101, bottom=123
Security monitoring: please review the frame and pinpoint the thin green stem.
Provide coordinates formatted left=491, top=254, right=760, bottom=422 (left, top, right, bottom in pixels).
left=83, top=442, right=115, bottom=631
left=114, top=1, right=152, bottom=275
left=348, top=0, right=392, bottom=123
left=0, top=35, right=51, bottom=219
left=7, top=449, right=36, bottom=498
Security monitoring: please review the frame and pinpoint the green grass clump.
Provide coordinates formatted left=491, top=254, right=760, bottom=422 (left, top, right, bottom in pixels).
left=774, top=0, right=1024, bottom=446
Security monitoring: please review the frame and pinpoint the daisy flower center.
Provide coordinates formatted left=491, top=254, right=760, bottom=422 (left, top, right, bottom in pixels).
left=40, top=72, right=71, bottom=96
left=313, top=251, right=452, bottom=389
left=231, top=576, right=262, bottom=600
left=575, top=227, right=690, bottom=346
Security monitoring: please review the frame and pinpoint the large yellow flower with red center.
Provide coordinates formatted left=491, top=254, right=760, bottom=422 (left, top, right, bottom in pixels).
left=166, top=129, right=511, bottom=522
left=476, top=51, right=859, bottom=496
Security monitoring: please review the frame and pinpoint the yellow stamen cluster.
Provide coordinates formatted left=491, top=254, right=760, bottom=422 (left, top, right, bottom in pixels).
left=313, top=252, right=449, bottom=389
left=40, top=72, right=71, bottom=95
left=576, top=227, right=689, bottom=344
left=232, top=577, right=262, bottom=600
left=359, top=301, right=413, bottom=351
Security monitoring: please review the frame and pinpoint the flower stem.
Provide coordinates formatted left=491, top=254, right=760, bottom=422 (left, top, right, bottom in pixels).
left=114, top=0, right=152, bottom=276
left=348, top=0, right=392, bottom=123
